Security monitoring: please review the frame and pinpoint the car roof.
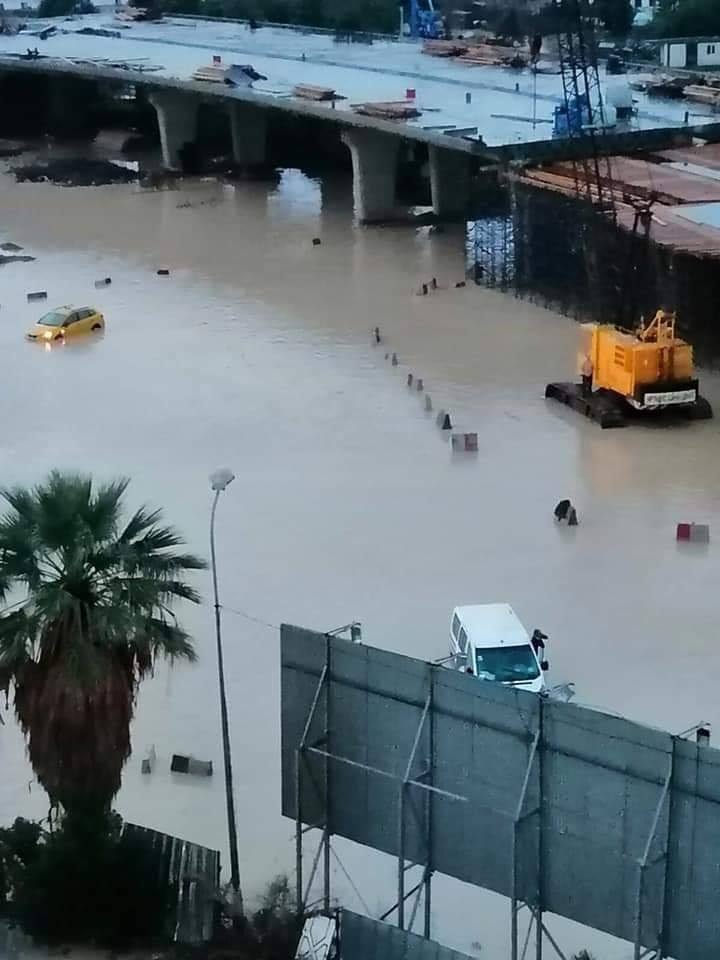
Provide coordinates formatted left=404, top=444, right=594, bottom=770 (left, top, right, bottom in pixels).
left=45, top=306, right=95, bottom=315
left=453, top=603, right=530, bottom=649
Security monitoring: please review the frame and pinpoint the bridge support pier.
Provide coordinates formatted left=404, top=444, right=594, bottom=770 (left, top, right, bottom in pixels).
left=341, top=128, right=400, bottom=224
left=428, top=146, right=470, bottom=220
left=149, top=91, right=199, bottom=170
left=228, top=102, right=268, bottom=167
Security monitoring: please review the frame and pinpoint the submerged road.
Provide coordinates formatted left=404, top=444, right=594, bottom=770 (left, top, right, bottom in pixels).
left=2, top=153, right=720, bottom=958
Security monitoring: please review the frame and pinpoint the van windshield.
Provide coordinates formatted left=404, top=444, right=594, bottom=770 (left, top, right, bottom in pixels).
left=474, top=645, right=540, bottom=683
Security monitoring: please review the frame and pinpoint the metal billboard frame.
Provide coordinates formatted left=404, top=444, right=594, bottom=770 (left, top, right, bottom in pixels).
left=282, top=624, right=720, bottom=960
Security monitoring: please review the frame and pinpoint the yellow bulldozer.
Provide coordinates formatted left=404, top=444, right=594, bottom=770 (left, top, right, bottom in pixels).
left=545, top=310, right=713, bottom=428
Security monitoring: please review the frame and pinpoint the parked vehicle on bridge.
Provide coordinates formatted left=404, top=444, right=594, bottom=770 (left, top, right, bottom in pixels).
left=449, top=604, right=549, bottom=694
left=26, top=305, right=105, bottom=343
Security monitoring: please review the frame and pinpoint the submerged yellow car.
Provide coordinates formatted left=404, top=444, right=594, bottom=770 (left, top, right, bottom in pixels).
left=26, top=306, right=105, bottom=343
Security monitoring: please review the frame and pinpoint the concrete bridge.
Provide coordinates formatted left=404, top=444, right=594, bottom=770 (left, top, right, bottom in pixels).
left=1, top=16, right=719, bottom=221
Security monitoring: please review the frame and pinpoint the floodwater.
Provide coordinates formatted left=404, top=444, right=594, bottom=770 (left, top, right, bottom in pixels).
left=2, top=153, right=720, bottom=960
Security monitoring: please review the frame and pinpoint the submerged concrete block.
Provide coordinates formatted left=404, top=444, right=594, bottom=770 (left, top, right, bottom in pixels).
left=407, top=373, right=413, bottom=387
left=689, top=523, right=710, bottom=543
left=425, top=394, right=432, bottom=412
left=451, top=432, right=477, bottom=451
left=27, top=291, right=47, bottom=301
left=416, top=378, right=424, bottom=392
left=171, top=754, right=213, bottom=777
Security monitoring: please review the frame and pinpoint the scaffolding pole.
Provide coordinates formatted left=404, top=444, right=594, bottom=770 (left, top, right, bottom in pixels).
left=295, top=656, right=466, bottom=939
left=634, top=750, right=674, bottom=960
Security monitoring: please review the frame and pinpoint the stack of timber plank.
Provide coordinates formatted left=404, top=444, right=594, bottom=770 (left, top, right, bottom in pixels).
left=457, top=43, right=528, bottom=67
left=684, top=84, right=720, bottom=107
left=352, top=100, right=422, bottom=120
left=192, top=63, right=228, bottom=83
left=422, top=39, right=468, bottom=57
left=293, top=83, right=344, bottom=101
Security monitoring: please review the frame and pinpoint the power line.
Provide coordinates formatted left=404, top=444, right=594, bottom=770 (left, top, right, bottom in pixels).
left=223, top=605, right=279, bottom=631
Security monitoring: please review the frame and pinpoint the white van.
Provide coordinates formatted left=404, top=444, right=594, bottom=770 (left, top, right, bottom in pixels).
left=449, top=603, right=548, bottom=694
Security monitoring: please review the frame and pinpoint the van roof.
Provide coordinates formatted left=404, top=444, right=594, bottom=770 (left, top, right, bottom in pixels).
left=454, top=603, right=530, bottom=649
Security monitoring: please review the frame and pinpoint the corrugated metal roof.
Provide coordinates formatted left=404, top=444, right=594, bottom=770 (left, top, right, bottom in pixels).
left=339, top=911, right=476, bottom=960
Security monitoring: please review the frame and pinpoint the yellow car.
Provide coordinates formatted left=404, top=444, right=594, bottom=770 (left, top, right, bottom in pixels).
left=26, top=306, right=105, bottom=343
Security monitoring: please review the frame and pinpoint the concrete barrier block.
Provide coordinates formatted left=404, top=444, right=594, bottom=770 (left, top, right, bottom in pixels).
left=407, top=373, right=413, bottom=387
left=690, top=523, right=710, bottom=543
left=94, top=277, right=112, bottom=288
left=392, top=352, right=398, bottom=366
left=425, top=395, right=432, bottom=411
left=27, top=291, right=47, bottom=302
left=451, top=432, right=477, bottom=451
left=440, top=413, right=452, bottom=430
left=416, top=378, right=424, bottom=392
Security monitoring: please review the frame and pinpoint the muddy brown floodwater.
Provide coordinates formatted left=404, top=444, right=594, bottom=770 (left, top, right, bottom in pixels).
left=2, top=159, right=720, bottom=960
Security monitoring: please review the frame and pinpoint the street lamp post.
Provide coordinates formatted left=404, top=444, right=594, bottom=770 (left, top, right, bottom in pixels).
left=209, top=467, right=243, bottom=918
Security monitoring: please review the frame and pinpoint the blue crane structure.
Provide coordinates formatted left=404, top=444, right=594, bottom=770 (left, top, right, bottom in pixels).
left=407, top=0, right=443, bottom=39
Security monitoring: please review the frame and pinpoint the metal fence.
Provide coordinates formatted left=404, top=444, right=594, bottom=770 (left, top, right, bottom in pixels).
left=339, top=910, right=475, bottom=960
left=281, top=624, right=720, bottom=960
left=120, top=823, right=219, bottom=943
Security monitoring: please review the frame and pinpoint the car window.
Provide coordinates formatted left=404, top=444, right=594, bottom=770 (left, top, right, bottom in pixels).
left=64, top=312, right=80, bottom=326
left=38, top=310, right=66, bottom=327
left=451, top=613, right=461, bottom=640
left=78, top=308, right=93, bottom=321
left=458, top=626, right=468, bottom=653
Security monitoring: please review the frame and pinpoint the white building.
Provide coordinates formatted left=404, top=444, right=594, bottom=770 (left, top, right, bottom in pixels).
left=633, top=0, right=657, bottom=26
left=659, top=37, right=720, bottom=69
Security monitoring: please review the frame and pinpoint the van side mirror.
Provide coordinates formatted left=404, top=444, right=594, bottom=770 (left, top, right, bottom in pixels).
left=541, top=660, right=549, bottom=672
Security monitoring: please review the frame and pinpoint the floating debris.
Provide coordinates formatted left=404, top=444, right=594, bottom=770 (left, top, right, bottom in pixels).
left=12, top=158, right=137, bottom=186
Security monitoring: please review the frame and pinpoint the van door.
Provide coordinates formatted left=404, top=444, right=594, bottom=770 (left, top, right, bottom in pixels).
left=457, top=626, right=469, bottom=671
left=450, top=611, right=462, bottom=657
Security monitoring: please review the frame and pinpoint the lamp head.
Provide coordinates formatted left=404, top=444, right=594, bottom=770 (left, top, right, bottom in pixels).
left=210, top=467, right=235, bottom=492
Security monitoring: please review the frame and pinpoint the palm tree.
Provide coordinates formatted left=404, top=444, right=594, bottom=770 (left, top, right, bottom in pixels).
left=0, top=471, right=206, bottom=817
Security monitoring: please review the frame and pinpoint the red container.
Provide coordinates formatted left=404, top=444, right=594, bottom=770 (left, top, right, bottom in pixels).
left=676, top=523, right=691, bottom=541
left=213, top=54, right=222, bottom=64
left=406, top=87, right=416, bottom=100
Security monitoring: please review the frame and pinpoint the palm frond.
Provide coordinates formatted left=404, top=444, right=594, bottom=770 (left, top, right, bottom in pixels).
left=0, top=471, right=202, bottom=814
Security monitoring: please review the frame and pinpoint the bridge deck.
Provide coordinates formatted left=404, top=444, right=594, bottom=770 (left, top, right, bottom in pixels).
left=1, top=13, right=718, bottom=159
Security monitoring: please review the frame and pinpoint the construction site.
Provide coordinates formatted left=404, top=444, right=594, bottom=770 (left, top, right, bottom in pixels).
left=468, top=5, right=720, bottom=380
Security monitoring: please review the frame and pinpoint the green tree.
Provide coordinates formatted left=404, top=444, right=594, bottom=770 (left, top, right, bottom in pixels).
left=0, top=472, right=204, bottom=818
left=652, top=0, right=720, bottom=37
left=38, top=0, right=95, bottom=15
left=595, top=0, right=633, bottom=37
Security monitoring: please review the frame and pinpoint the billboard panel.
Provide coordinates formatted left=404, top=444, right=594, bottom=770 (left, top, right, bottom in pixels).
left=281, top=625, right=720, bottom=959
